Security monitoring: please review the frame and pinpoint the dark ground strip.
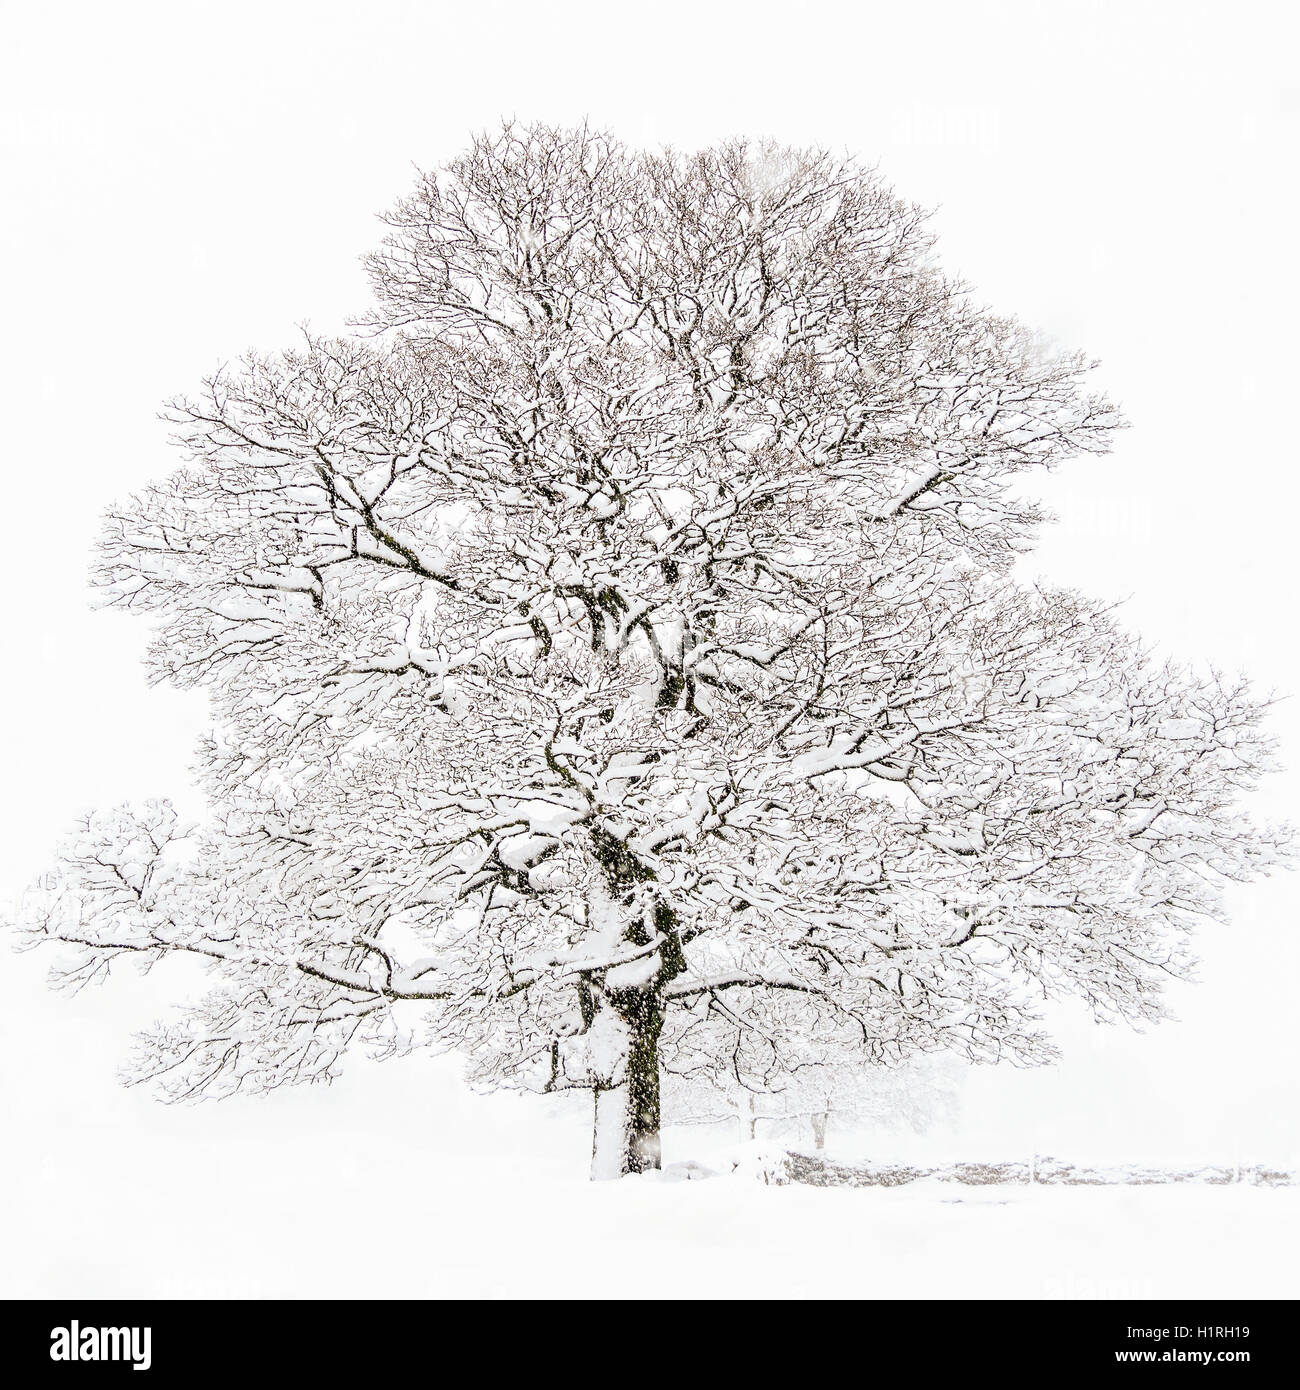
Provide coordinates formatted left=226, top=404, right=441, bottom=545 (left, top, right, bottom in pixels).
left=772, top=1153, right=1298, bottom=1187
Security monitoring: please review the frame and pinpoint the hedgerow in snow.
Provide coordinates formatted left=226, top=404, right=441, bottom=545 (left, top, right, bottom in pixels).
left=12, top=124, right=1286, bottom=1177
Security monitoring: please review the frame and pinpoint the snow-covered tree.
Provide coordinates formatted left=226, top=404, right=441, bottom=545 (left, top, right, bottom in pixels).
left=11, top=123, right=1286, bottom=1179
left=668, top=1055, right=961, bottom=1150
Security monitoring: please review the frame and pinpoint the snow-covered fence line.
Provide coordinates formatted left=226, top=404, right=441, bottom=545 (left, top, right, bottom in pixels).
left=761, top=1153, right=1297, bottom=1188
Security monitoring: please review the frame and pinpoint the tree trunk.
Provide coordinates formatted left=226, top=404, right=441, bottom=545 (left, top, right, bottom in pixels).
left=580, top=855, right=682, bottom=1180
left=589, top=992, right=664, bottom=1180
left=811, top=1110, right=829, bottom=1150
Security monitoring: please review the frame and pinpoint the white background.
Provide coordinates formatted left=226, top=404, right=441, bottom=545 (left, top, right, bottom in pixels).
left=1, top=0, right=1297, bottom=1296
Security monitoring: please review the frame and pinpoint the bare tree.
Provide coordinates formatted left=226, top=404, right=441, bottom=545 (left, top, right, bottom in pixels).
left=11, top=124, right=1287, bottom=1179
left=668, top=1055, right=961, bottom=1151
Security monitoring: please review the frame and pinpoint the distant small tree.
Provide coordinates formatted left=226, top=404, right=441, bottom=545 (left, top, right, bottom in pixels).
left=11, top=124, right=1286, bottom=1179
left=668, top=1056, right=960, bottom=1150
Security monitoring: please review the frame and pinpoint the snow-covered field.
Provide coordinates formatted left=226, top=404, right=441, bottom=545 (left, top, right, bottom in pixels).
left=4, top=1018, right=1295, bottom=1301
left=7, top=884, right=1295, bottom=1301
left=4, top=829, right=1295, bottom=1302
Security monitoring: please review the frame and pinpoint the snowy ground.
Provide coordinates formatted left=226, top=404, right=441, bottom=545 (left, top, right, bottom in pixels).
left=4, top=892, right=1298, bottom=1300
left=5, top=831, right=1297, bottom=1304
left=6, top=888, right=1297, bottom=1301
left=3, top=1021, right=1295, bottom=1300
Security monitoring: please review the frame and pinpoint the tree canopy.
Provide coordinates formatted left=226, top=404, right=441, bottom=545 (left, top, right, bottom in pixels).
left=14, top=123, right=1285, bottom=1177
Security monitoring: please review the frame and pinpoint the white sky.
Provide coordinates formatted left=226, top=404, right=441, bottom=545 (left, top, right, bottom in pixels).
left=2, top=0, right=1297, bottom=1191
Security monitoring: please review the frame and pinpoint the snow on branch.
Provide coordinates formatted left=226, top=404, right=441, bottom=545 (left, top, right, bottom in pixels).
left=7, top=125, right=1288, bottom=1174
